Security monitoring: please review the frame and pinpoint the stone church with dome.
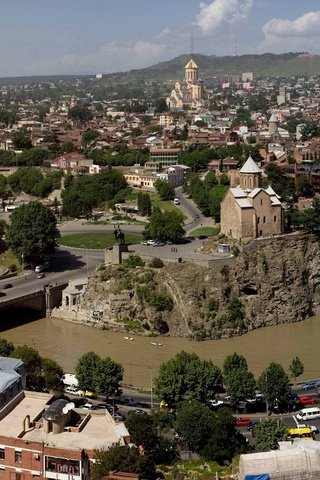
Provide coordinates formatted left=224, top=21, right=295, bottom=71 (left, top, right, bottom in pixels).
left=220, top=156, right=284, bottom=241
left=166, top=58, right=208, bottom=110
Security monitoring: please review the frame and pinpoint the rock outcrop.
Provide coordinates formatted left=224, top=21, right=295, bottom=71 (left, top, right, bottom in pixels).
left=58, top=235, right=320, bottom=339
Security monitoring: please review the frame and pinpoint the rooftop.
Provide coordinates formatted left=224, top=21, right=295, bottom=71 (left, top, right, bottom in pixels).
left=0, top=391, right=128, bottom=452
left=239, top=156, right=262, bottom=174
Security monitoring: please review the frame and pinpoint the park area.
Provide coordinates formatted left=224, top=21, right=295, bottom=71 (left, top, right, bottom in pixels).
left=58, top=232, right=143, bottom=250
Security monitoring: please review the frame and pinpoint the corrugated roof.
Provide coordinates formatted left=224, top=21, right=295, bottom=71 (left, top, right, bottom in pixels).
left=240, top=156, right=262, bottom=174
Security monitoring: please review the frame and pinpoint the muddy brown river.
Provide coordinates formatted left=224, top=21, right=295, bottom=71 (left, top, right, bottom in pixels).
left=1, top=311, right=320, bottom=389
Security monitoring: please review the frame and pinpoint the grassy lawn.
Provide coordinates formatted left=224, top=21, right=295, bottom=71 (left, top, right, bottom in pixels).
left=0, top=250, right=21, bottom=273
left=149, top=192, right=187, bottom=218
left=59, top=232, right=143, bottom=249
left=188, top=227, right=220, bottom=237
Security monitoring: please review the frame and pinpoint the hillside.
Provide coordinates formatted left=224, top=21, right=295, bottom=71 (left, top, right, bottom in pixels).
left=104, top=52, right=320, bottom=82
left=1, top=52, right=320, bottom=85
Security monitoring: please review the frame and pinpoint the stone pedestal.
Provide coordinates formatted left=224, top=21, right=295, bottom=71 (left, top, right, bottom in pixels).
left=105, top=244, right=129, bottom=265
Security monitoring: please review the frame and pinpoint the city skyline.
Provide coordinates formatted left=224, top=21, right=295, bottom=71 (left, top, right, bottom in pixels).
left=1, top=0, right=320, bottom=77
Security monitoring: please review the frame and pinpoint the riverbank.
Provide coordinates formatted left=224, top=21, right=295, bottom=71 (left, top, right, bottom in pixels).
left=0, top=311, right=319, bottom=389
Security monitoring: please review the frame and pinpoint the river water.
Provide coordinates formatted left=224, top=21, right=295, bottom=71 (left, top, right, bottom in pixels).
left=1, top=310, right=320, bottom=389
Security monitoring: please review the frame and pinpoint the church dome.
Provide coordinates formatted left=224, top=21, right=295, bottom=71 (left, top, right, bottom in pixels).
left=239, top=156, right=262, bottom=174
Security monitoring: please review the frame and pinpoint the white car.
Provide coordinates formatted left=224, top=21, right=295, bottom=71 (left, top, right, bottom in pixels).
left=64, top=386, right=81, bottom=396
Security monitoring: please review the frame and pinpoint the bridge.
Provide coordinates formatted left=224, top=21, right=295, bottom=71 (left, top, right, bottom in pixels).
left=0, top=283, right=68, bottom=315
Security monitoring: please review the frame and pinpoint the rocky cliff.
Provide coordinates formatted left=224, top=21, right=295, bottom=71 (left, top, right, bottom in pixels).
left=67, top=235, right=320, bottom=339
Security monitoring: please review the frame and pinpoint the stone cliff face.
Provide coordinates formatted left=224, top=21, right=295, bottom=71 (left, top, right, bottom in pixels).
left=71, top=235, right=320, bottom=339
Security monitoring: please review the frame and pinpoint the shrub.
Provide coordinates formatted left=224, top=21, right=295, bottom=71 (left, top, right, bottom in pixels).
left=148, top=292, right=173, bottom=311
left=124, top=254, right=144, bottom=268
left=149, top=257, right=164, bottom=268
left=208, top=297, right=219, bottom=316
left=9, top=264, right=18, bottom=272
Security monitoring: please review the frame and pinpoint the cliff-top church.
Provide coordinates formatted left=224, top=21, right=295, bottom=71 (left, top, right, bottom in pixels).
left=166, top=58, right=208, bottom=110
left=220, top=156, right=284, bottom=241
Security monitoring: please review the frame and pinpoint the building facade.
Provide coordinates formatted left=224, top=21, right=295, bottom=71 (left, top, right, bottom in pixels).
left=166, top=59, right=208, bottom=110
left=220, top=156, right=284, bottom=240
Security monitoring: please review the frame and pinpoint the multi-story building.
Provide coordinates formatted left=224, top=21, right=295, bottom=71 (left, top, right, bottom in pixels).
left=0, top=390, right=130, bottom=480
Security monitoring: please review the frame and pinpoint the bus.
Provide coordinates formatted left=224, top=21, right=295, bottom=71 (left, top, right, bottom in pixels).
left=287, top=427, right=314, bottom=440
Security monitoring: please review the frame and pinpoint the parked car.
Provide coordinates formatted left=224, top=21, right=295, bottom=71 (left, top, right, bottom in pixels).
left=91, top=403, right=109, bottom=410
left=128, top=408, right=145, bottom=416
left=122, top=397, right=139, bottom=406
left=140, top=240, right=150, bottom=246
left=113, top=413, right=124, bottom=421
left=236, top=417, right=251, bottom=426
left=78, top=390, right=95, bottom=397
left=298, top=395, right=318, bottom=405
left=153, top=241, right=166, bottom=247
left=1, top=283, right=12, bottom=289
left=65, top=386, right=81, bottom=395
left=302, top=381, right=320, bottom=390
left=37, top=273, right=45, bottom=279
left=297, top=423, right=319, bottom=434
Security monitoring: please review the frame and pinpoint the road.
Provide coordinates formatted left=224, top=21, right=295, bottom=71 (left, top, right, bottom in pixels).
left=175, top=187, right=213, bottom=234
left=0, top=247, right=104, bottom=302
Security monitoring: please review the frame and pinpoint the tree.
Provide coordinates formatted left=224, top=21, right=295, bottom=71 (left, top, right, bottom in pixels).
left=91, top=445, right=156, bottom=480
left=289, top=356, right=304, bottom=382
left=12, top=345, right=42, bottom=387
left=145, top=209, right=185, bottom=242
left=204, top=172, right=218, bottom=189
left=68, top=105, right=93, bottom=124
left=223, top=353, right=256, bottom=405
left=258, top=362, right=290, bottom=412
left=154, top=179, right=175, bottom=200
left=154, top=351, right=223, bottom=404
left=81, top=129, right=100, bottom=148
left=11, top=128, right=32, bottom=150
left=137, top=192, right=152, bottom=216
left=201, top=408, right=247, bottom=464
left=254, top=418, right=287, bottom=452
left=42, top=358, right=63, bottom=390
left=94, top=357, right=123, bottom=397
left=75, top=352, right=100, bottom=391
left=296, top=175, right=314, bottom=198
left=125, top=413, right=158, bottom=453
left=0, top=338, right=14, bottom=357
left=301, top=200, right=320, bottom=236
left=6, top=201, right=60, bottom=261
left=175, top=401, right=212, bottom=453
left=0, top=174, right=7, bottom=198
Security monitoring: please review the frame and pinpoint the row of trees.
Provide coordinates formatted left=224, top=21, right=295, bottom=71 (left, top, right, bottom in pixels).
left=0, top=167, right=62, bottom=199
left=154, top=351, right=304, bottom=412
left=62, top=169, right=127, bottom=217
left=189, top=172, right=229, bottom=221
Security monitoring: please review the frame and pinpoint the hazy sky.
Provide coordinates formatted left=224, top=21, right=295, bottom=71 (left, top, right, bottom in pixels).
left=1, top=0, right=320, bottom=76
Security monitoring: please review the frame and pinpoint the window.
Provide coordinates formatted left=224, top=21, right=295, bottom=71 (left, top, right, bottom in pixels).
left=260, top=199, right=262, bottom=205
left=257, top=217, right=260, bottom=224
left=15, top=451, right=22, bottom=464
left=274, top=215, right=277, bottom=222
left=16, top=474, right=21, bottom=480
left=263, top=216, right=266, bottom=223
left=0, top=448, right=5, bottom=460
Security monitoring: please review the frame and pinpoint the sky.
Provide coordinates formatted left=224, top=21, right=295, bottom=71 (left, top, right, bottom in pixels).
left=1, top=0, right=320, bottom=77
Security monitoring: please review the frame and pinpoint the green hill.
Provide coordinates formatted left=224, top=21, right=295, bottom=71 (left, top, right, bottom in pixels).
left=105, top=52, right=320, bottom=82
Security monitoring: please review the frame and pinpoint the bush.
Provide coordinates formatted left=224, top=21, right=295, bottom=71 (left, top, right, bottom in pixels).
left=124, top=254, right=144, bottom=268
left=208, top=297, right=219, bottom=315
left=9, top=264, right=18, bottom=272
left=149, top=257, right=164, bottom=268
left=148, top=292, right=173, bottom=311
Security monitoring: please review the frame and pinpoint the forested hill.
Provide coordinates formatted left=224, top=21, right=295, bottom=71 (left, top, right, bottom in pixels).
left=104, top=52, right=320, bottom=82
